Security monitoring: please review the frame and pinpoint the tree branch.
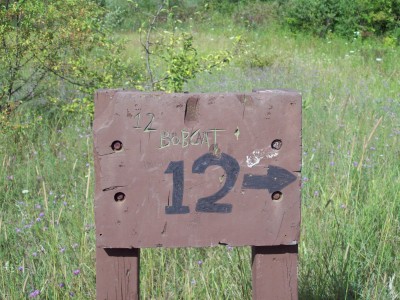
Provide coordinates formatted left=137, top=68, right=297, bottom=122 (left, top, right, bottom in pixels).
left=32, top=53, right=89, bottom=87
left=140, top=0, right=166, bottom=91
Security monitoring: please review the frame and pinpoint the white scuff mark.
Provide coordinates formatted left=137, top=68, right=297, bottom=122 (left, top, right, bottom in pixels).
left=246, top=148, right=278, bottom=168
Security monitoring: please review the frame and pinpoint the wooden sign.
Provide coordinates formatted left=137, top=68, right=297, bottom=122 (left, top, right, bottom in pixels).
left=93, top=90, right=302, bottom=299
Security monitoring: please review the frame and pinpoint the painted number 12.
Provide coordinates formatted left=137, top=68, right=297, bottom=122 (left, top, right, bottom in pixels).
left=164, top=153, right=240, bottom=214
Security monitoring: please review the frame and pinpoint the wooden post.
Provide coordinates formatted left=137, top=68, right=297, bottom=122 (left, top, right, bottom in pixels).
left=252, top=245, right=298, bottom=300
left=96, top=248, right=140, bottom=300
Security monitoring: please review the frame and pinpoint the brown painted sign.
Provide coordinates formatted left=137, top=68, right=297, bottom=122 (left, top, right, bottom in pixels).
left=94, top=90, right=301, bottom=249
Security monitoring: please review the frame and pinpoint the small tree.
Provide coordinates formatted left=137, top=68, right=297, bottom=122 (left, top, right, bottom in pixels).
left=0, top=0, right=138, bottom=113
left=139, top=0, right=232, bottom=92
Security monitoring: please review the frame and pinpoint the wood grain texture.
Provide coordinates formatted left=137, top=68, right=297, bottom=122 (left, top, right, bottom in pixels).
left=252, top=245, right=298, bottom=300
left=96, top=248, right=140, bottom=300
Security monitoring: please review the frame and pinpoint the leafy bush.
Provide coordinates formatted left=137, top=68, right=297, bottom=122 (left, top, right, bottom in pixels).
left=283, top=0, right=400, bottom=40
left=284, top=0, right=359, bottom=37
left=136, top=1, right=233, bottom=92
left=154, top=32, right=231, bottom=92
left=357, top=0, right=400, bottom=37
left=0, top=0, right=140, bottom=119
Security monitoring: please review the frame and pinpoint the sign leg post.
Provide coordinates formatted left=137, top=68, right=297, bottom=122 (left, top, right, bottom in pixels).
left=251, top=245, right=298, bottom=300
left=96, top=247, right=140, bottom=300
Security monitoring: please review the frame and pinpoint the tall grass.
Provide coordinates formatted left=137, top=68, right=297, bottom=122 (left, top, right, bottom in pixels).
left=1, top=21, right=399, bottom=299
left=0, top=114, right=96, bottom=299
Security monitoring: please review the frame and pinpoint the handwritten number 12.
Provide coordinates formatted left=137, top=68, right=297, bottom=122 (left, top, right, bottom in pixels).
left=164, top=153, right=239, bottom=214
left=133, top=113, right=156, bottom=132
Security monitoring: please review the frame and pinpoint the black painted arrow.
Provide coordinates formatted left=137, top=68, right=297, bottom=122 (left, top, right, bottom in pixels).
left=241, top=165, right=297, bottom=192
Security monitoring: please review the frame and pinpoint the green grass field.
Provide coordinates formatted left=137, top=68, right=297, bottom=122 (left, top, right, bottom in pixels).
left=1, top=22, right=399, bottom=299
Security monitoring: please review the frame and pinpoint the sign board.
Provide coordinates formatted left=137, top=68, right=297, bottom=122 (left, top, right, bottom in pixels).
left=94, top=90, right=302, bottom=300
left=94, top=90, right=301, bottom=249
left=94, top=90, right=301, bottom=248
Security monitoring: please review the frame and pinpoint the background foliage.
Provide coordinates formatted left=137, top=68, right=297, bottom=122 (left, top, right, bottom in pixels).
left=1, top=0, right=399, bottom=120
left=0, top=0, right=399, bottom=299
left=0, top=0, right=142, bottom=123
left=283, top=0, right=400, bottom=40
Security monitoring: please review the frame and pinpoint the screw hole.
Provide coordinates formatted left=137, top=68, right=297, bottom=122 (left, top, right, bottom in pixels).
left=111, top=140, right=123, bottom=151
left=271, top=191, right=282, bottom=201
left=114, top=192, right=125, bottom=202
left=271, top=139, right=282, bottom=150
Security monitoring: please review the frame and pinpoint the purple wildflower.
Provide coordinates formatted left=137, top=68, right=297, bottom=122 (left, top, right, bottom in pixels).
left=314, top=191, right=319, bottom=197
left=197, top=260, right=203, bottom=266
left=18, top=266, right=24, bottom=271
left=29, top=290, right=40, bottom=298
left=59, top=283, right=65, bottom=288
left=73, top=269, right=80, bottom=276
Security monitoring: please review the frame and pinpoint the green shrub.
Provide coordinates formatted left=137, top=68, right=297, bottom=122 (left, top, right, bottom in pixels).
left=136, top=1, right=233, bottom=92
left=357, top=0, right=400, bottom=36
left=0, top=0, right=140, bottom=119
left=284, top=0, right=359, bottom=37
left=141, top=29, right=232, bottom=92
left=283, top=0, right=400, bottom=39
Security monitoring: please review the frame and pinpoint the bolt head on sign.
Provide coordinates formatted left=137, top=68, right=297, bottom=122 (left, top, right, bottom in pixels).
left=94, top=90, right=301, bottom=248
